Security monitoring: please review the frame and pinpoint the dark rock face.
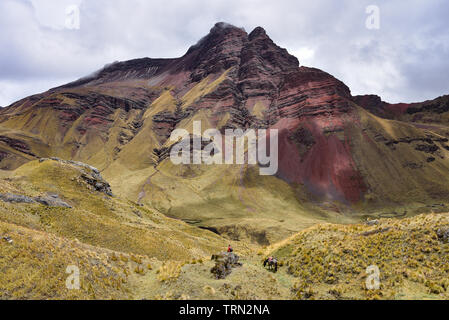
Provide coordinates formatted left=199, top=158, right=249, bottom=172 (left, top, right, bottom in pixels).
left=353, top=94, right=387, bottom=117
left=403, top=161, right=423, bottom=169
left=152, top=104, right=191, bottom=145
left=361, top=227, right=391, bottom=237
left=415, top=144, right=439, bottom=153
left=80, top=174, right=113, bottom=196
left=238, top=26, right=299, bottom=99
left=407, top=97, right=449, bottom=114
left=354, top=94, right=449, bottom=122
left=183, top=23, right=248, bottom=82
left=353, top=94, right=416, bottom=118
left=384, top=136, right=447, bottom=153
left=210, top=252, right=242, bottom=279
left=58, top=91, right=152, bottom=134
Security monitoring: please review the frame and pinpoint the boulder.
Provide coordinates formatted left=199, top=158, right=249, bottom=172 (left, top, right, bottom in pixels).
left=35, top=193, right=72, bottom=208
left=361, top=227, right=391, bottom=237
left=0, top=193, right=35, bottom=203
left=210, top=252, right=242, bottom=279
left=437, top=228, right=449, bottom=243
left=366, top=219, right=379, bottom=226
left=2, top=236, right=13, bottom=244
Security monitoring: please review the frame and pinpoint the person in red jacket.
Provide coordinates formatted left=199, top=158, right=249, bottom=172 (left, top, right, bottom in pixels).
left=227, top=244, right=233, bottom=253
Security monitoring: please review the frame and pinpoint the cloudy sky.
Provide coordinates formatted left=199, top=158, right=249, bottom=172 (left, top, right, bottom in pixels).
left=0, top=0, right=448, bottom=106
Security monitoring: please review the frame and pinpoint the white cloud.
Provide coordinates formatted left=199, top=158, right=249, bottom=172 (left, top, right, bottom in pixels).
left=291, top=47, right=315, bottom=66
left=30, top=0, right=83, bottom=30
left=0, top=78, right=73, bottom=107
left=0, top=0, right=447, bottom=106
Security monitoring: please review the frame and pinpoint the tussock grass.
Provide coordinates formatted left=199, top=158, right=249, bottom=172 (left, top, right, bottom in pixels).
left=271, top=212, right=449, bottom=300
left=157, top=261, right=183, bottom=282
left=0, top=221, right=130, bottom=299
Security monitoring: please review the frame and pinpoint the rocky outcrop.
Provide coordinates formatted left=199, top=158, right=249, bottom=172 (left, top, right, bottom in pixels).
left=210, top=252, right=242, bottom=279
left=0, top=193, right=35, bottom=204
left=365, top=219, right=379, bottom=226
left=361, top=227, right=391, bottom=237
left=0, top=192, right=72, bottom=208
left=353, top=94, right=414, bottom=118
left=35, top=194, right=72, bottom=208
left=39, top=158, right=113, bottom=196
left=437, top=228, right=449, bottom=243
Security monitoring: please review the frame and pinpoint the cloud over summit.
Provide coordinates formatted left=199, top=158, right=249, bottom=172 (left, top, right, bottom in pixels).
left=0, top=0, right=448, bottom=106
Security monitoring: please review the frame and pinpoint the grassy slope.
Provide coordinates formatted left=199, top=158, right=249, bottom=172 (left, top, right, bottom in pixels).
left=0, top=159, right=298, bottom=300
left=0, top=160, right=255, bottom=299
left=268, top=212, right=449, bottom=300
left=350, top=106, right=449, bottom=215
left=0, top=220, right=131, bottom=299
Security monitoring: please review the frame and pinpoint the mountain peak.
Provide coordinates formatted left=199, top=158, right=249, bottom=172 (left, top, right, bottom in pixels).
left=184, top=22, right=246, bottom=56
left=209, top=22, right=246, bottom=35
left=248, top=26, right=268, bottom=40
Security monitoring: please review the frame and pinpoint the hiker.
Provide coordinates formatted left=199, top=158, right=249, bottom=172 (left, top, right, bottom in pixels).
left=227, top=244, right=233, bottom=253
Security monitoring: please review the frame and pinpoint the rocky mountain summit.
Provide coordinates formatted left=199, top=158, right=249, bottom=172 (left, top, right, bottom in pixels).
left=0, top=23, right=449, bottom=243
left=1, top=22, right=449, bottom=301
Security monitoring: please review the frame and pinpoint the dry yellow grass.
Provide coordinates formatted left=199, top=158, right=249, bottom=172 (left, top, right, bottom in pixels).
left=157, top=261, right=183, bottom=282
left=0, top=159, right=249, bottom=299
left=0, top=220, right=130, bottom=299
left=0, top=159, right=232, bottom=261
left=270, top=212, right=449, bottom=300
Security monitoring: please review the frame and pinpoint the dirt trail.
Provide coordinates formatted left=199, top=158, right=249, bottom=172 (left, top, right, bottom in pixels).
left=128, top=251, right=296, bottom=300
